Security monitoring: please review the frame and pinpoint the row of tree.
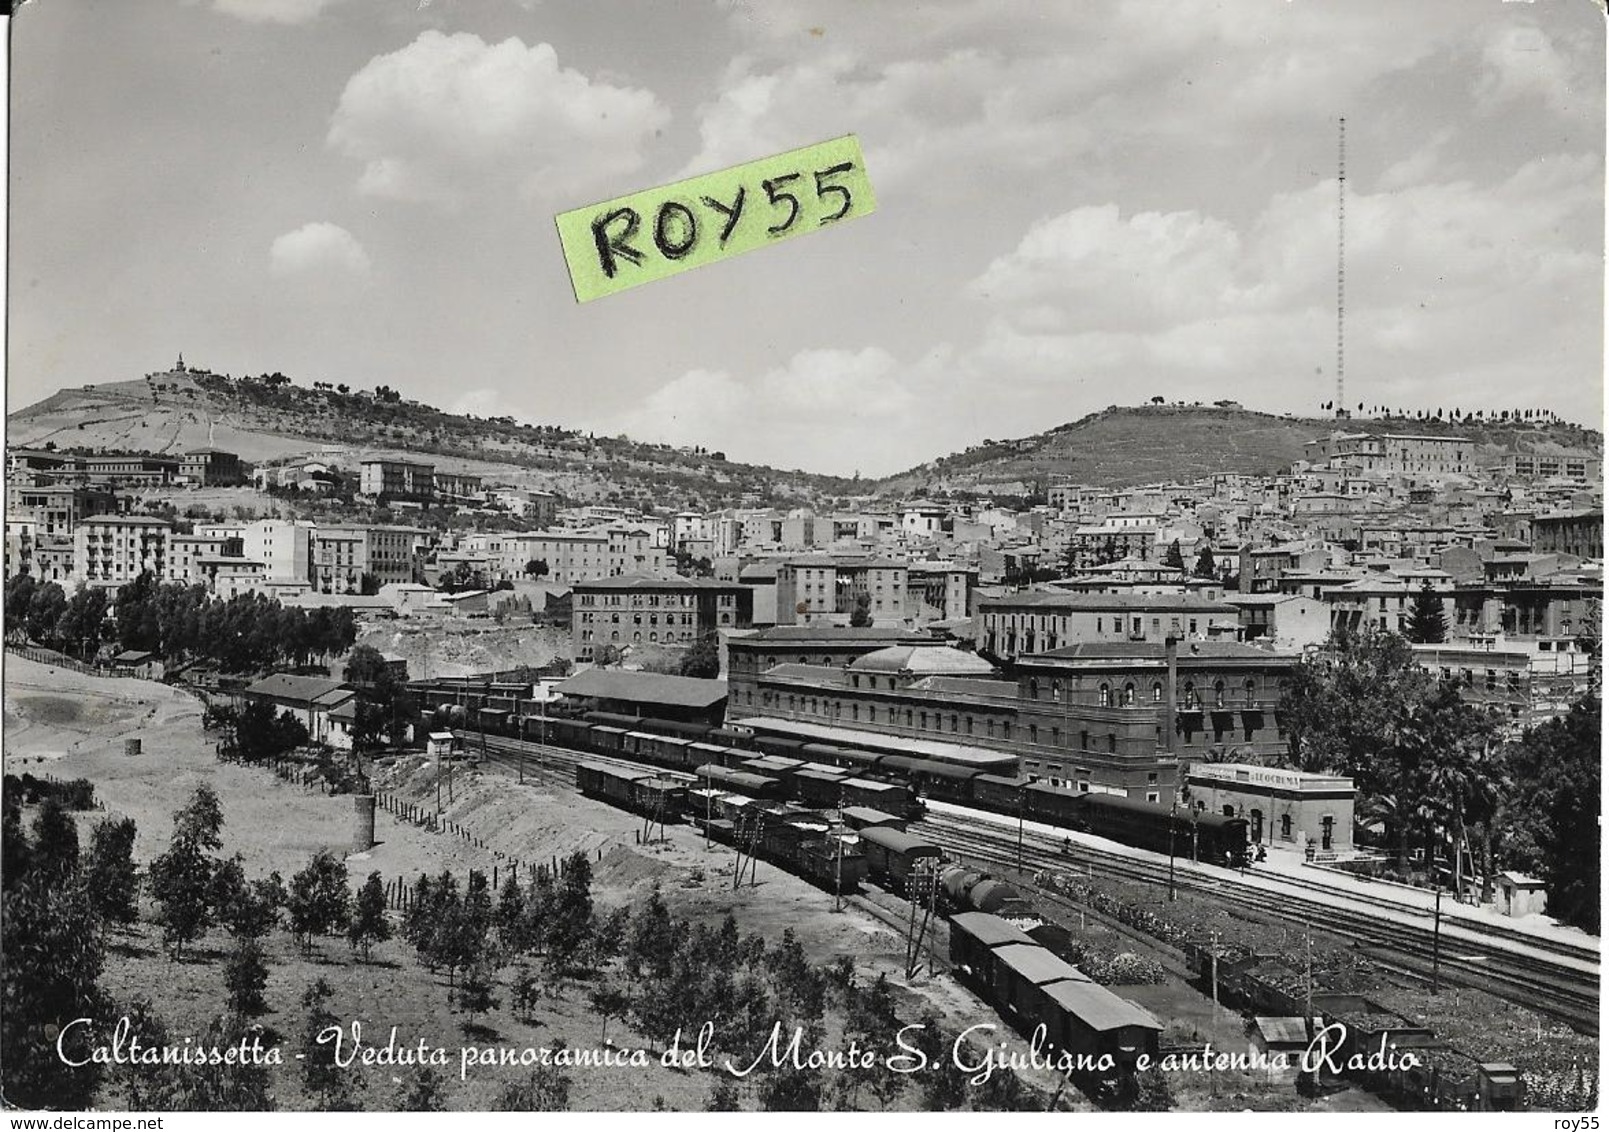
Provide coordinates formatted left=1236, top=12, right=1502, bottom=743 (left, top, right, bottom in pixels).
left=2, top=572, right=358, bottom=670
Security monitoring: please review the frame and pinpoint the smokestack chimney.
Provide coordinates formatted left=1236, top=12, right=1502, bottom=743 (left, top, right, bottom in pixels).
left=1164, top=635, right=1179, bottom=758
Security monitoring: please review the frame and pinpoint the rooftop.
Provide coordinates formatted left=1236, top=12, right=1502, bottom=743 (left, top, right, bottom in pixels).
left=573, top=573, right=741, bottom=591
left=557, top=668, right=729, bottom=709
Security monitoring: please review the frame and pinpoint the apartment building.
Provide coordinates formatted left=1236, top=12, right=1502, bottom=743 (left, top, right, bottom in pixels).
left=72, top=515, right=171, bottom=585
left=573, top=574, right=754, bottom=661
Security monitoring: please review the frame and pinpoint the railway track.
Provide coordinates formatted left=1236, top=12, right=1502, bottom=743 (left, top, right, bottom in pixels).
left=456, top=728, right=1599, bottom=1032
left=919, top=811, right=1599, bottom=1034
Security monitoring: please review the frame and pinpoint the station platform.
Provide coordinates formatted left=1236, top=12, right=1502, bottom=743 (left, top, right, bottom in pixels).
left=926, top=800, right=1600, bottom=973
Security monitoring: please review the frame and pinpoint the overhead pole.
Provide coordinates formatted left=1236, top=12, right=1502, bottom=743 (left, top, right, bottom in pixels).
left=1336, top=116, right=1347, bottom=418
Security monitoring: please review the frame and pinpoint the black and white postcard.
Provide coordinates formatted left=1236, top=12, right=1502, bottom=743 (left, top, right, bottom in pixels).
left=2, top=0, right=1602, bottom=1118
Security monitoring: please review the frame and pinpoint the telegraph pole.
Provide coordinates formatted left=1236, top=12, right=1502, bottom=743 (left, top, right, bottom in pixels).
left=1168, top=799, right=1178, bottom=901
left=1431, top=886, right=1443, bottom=994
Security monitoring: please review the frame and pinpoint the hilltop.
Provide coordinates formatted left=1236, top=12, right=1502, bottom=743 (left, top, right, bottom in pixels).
left=7, top=365, right=856, bottom=511
left=875, top=404, right=1603, bottom=496
left=10, top=370, right=1600, bottom=507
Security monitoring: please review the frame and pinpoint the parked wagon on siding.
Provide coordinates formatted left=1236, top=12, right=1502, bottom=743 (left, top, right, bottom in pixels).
left=841, top=806, right=906, bottom=833
left=839, top=777, right=911, bottom=816
left=857, top=826, right=942, bottom=891
left=948, top=911, right=1040, bottom=990
left=800, top=742, right=884, bottom=774
left=575, top=761, right=653, bottom=807
left=695, top=764, right=783, bottom=801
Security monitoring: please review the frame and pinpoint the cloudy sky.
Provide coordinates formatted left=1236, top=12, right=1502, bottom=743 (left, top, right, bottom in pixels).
left=8, top=0, right=1604, bottom=477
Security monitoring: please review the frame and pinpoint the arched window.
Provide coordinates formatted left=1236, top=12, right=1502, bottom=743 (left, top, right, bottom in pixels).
left=1098, top=683, right=1111, bottom=707
left=1122, top=683, right=1136, bottom=707
left=648, top=631, right=658, bottom=643
left=1152, top=682, right=1163, bottom=703
left=1214, top=680, right=1226, bottom=708
left=1028, top=677, right=1039, bottom=699
left=1184, top=681, right=1198, bottom=708
left=1244, top=677, right=1257, bottom=706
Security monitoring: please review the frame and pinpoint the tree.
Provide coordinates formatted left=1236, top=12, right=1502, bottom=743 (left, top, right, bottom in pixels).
left=224, top=936, right=270, bottom=1016
left=149, top=786, right=226, bottom=959
left=679, top=634, right=722, bottom=679
left=497, top=1060, right=572, bottom=1111
left=1192, top=545, right=1217, bottom=580
left=397, top=1067, right=448, bottom=1111
left=301, top=978, right=362, bottom=1109
left=1281, top=627, right=1491, bottom=871
left=26, top=581, right=69, bottom=646
left=84, top=816, right=140, bottom=927
left=1406, top=581, right=1448, bottom=644
left=457, top=955, right=500, bottom=1024
left=287, top=850, right=352, bottom=955
left=849, top=593, right=873, bottom=627
left=511, top=964, right=542, bottom=1023
left=594, top=644, right=623, bottom=668
left=1163, top=539, right=1186, bottom=571
left=523, top=559, right=549, bottom=579
left=0, top=872, right=107, bottom=1107
left=5, top=573, right=38, bottom=640
left=31, top=796, right=80, bottom=877
left=348, top=871, right=391, bottom=961
left=1499, top=695, right=1600, bottom=932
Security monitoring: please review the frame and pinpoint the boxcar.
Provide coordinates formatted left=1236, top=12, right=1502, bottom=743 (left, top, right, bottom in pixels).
left=575, top=761, right=652, bottom=807
left=1038, top=979, right=1161, bottom=1065
left=587, top=725, right=630, bottom=755
left=948, top=911, right=1039, bottom=990
left=839, top=777, right=910, bottom=815
left=695, top=764, right=782, bottom=801
left=796, top=836, right=868, bottom=893
left=630, top=777, right=689, bottom=822
left=793, top=767, right=850, bottom=808
left=990, top=943, right=1090, bottom=1024
left=857, top=826, right=942, bottom=890
left=841, top=806, right=906, bottom=833
left=800, top=742, right=884, bottom=775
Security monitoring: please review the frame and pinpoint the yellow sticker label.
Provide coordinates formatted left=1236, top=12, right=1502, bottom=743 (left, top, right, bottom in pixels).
left=555, top=135, right=876, bottom=302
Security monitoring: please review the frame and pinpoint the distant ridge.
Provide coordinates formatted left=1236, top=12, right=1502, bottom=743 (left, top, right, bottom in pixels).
left=9, top=370, right=1600, bottom=502
left=873, top=403, right=1603, bottom=496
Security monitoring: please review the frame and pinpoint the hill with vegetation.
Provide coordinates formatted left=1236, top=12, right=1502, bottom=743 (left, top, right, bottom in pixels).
left=7, top=365, right=856, bottom=512
left=874, top=403, right=1603, bottom=497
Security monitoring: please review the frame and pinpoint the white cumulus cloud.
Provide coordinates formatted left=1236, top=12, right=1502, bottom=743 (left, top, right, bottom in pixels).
left=212, top=0, right=345, bottom=24
left=268, top=222, right=371, bottom=278
left=327, top=31, right=670, bottom=207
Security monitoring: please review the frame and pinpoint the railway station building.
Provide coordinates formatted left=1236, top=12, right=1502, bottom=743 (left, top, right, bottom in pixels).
left=1183, top=762, right=1355, bottom=855
left=725, top=632, right=1302, bottom=802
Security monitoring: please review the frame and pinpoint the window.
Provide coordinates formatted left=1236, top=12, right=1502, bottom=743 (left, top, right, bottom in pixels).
left=1280, top=814, right=1292, bottom=839
left=1123, top=683, right=1136, bottom=707
left=1099, top=683, right=1111, bottom=707
left=1146, top=792, right=1160, bottom=803
left=1107, top=735, right=1117, bottom=753
left=1152, top=682, right=1163, bottom=703
left=1147, top=772, right=1158, bottom=784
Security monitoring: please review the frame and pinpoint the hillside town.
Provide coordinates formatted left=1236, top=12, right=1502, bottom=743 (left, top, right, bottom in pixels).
left=7, top=364, right=1600, bottom=775
left=5, top=363, right=1602, bottom=1114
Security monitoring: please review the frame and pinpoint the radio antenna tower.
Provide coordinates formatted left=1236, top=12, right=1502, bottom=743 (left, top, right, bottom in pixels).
left=1335, top=117, right=1347, bottom=419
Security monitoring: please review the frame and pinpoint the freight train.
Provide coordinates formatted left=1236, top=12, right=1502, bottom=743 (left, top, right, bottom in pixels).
left=431, top=700, right=1252, bottom=868
left=570, top=757, right=1163, bottom=1077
